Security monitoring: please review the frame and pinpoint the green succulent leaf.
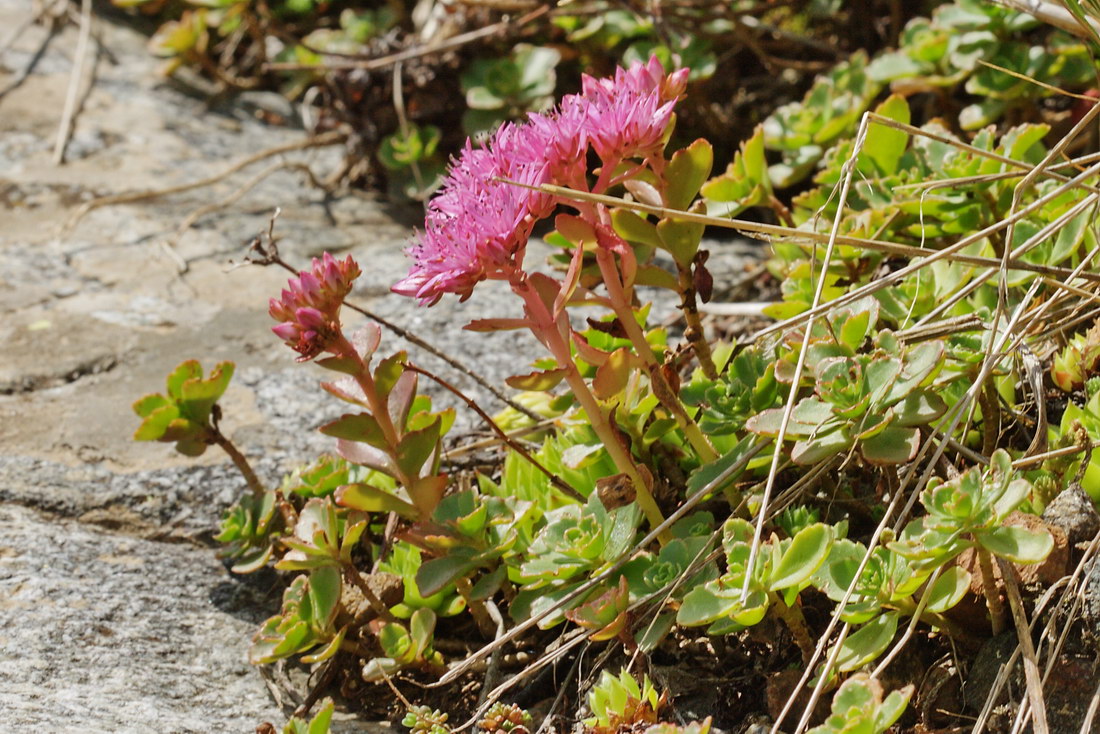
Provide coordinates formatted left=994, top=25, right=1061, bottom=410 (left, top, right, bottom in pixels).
left=833, top=611, right=898, bottom=672
left=924, top=566, right=971, bottom=614
left=975, top=525, right=1054, bottom=564
left=769, top=523, right=836, bottom=591
left=860, top=425, right=920, bottom=465
left=665, top=139, right=714, bottom=210
left=320, top=413, right=387, bottom=448
left=335, top=482, right=418, bottom=517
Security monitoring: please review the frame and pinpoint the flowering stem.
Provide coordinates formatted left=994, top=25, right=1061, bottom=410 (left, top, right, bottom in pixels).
left=332, top=334, right=411, bottom=487
left=512, top=276, right=669, bottom=541
left=594, top=248, right=717, bottom=463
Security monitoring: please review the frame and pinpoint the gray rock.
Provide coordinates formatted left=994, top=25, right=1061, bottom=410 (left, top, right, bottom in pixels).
left=0, top=504, right=278, bottom=733
left=1042, top=485, right=1100, bottom=548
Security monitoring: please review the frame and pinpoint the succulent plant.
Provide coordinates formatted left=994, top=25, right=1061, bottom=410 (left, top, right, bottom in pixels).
left=132, top=360, right=234, bottom=456
left=748, top=338, right=947, bottom=465
left=477, top=702, right=532, bottom=733
left=460, top=45, right=561, bottom=135
left=890, top=449, right=1054, bottom=572
left=681, top=345, right=780, bottom=435
left=678, top=517, right=835, bottom=658
left=251, top=566, right=345, bottom=664
left=402, top=705, right=451, bottom=734
left=282, top=698, right=335, bottom=734
left=363, top=608, right=445, bottom=682
left=276, top=497, right=367, bottom=572
left=215, top=490, right=280, bottom=573
left=282, top=454, right=351, bottom=499
left=1051, top=320, right=1100, bottom=392
left=806, top=674, right=912, bottom=734
left=585, top=669, right=664, bottom=733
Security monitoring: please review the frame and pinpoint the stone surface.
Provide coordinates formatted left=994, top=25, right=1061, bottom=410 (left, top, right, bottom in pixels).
left=1042, top=485, right=1100, bottom=548
left=0, top=5, right=759, bottom=732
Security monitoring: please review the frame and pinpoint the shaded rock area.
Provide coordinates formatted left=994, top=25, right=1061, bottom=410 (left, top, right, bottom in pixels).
left=0, top=4, right=762, bottom=732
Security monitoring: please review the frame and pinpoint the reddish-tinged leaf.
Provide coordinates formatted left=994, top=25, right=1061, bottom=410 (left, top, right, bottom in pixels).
left=593, top=347, right=636, bottom=399
left=320, top=413, right=388, bottom=448
left=335, top=438, right=392, bottom=473
left=506, top=368, right=569, bottom=391
left=387, top=371, right=418, bottom=429
left=315, top=356, right=361, bottom=375
left=555, top=213, right=598, bottom=249
left=350, top=324, right=382, bottom=362
left=408, top=474, right=448, bottom=517
left=396, top=418, right=442, bottom=478
left=320, top=376, right=366, bottom=406
left=463, top=318, right=531, bottom=332
left=555, top=239, right=587, bottom=318
left=572, top=332, right=612, bottom=366
left=336, top=483, right=418, bottom=517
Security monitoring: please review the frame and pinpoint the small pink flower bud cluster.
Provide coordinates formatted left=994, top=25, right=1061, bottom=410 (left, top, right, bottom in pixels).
left=269, top=252, right=361, bottom=361
left=393, top=56, right=689, bottom=306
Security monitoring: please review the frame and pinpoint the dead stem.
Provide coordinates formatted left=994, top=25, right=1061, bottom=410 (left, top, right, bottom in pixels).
left=64, top=131, right=347, bottom=231
left=675, top=260, right=719, bottom=380
left=774, top=596, right=816, bottom=665
left=997, top=557, right=1051, bottom=734
left=980, top=379, right=1001, bottom=459
left=262, top=6, right=549, bottom=72
left=52, top=0, right=92, bottom=164
left=168, top=161, right=331, bottom=264
left=976, top=546, right=1006, bottom=636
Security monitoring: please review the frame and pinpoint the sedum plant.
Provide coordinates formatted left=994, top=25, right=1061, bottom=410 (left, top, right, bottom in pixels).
left=132, top=360, right=235, bottom=458
left=1051, top=320, right=1100, bottom=392
left=215, top=489, right=281, bottom=573
left=128, top=39, right=1100, bottom=733
left=747, top=335, right=948, bottom=466
left=282, top=698, right=335, bottom=734
left=378, top=123, right=447, bottom=200
left=890, top=449, right=1054, bottom=572
left=362, top=608, right=445, bottom=682
left=251, top=566, right=345, bottom=665
left=584, top=669, right=664, bottom=733
left=460, top=45, right=562, bottom=136
left=806, top=675, right=912, bottom=734
left=890, top=449, right=1053, bottom=633
left=677, top=518, right=836, bottom=660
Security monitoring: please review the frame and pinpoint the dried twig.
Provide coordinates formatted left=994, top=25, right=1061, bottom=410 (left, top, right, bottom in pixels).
left=998, top=557, right=1050, bottom=734
left=0, top=5, right=63, bottom=102
left=52, top=0, right=92, bottom=164
left=167, top=160, right=329, bottom=272
left=64, top=131, right=347, bottom=231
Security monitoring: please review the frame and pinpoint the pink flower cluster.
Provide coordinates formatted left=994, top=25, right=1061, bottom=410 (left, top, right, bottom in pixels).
left=270, top=252, right=361, bottom=361
left=393, top=56, right=689, bottom=306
